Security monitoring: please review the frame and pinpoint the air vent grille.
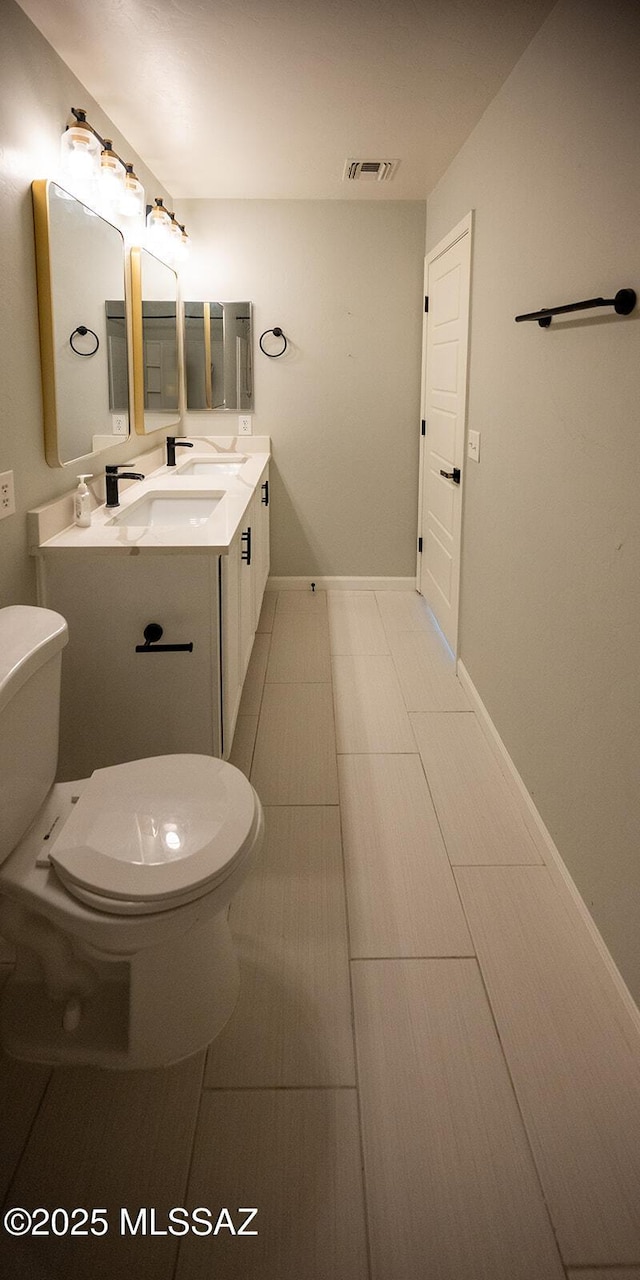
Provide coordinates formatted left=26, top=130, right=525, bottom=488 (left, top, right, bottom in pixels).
left=343, top=158, right=399, bottom=182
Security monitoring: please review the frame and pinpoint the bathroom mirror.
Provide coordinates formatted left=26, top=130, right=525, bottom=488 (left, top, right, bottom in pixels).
left=32, top=179, right=130, bottom=468
left=131, top=248, right=180, bottom=433
left=184, top=302, right=253, bottom=411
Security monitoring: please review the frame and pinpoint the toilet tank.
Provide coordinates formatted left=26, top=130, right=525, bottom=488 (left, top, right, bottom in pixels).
left=0, top=606, right=68, bottom=865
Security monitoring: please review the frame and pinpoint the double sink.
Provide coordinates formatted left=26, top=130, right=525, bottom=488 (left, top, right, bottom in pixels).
left=108, top=455, right=248, bottom=529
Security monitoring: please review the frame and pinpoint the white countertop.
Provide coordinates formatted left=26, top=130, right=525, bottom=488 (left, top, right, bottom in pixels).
left=30, top=438, right=270, bottom=557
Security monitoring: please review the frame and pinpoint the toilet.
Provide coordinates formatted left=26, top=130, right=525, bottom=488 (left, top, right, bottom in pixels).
left=0, top=605, right=264, bottom=1069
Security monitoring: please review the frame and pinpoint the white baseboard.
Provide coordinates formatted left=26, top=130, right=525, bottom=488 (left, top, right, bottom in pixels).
left=266, top=575, right=415, bottom=592
left=457, top=658, right=640, bottom=1033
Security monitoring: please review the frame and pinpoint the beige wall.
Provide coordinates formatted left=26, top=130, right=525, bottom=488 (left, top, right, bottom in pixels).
left=180, top=199, right=425, bottom=577
left=427, top=0, right=640, bottom=998
left=0, top=0, right=173, bottom=608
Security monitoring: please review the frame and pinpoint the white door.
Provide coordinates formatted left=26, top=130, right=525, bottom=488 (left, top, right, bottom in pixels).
left=417, top=212, right=472, bottom=653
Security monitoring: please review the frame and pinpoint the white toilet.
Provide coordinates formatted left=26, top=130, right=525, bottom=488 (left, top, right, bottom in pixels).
left=0, top=605, right=264, bottom=1069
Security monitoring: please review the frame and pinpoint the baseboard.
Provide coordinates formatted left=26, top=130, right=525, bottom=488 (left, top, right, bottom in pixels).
left=266, top=575, right=415, bottom=592
left=457, top=658, right=640, bottom=1033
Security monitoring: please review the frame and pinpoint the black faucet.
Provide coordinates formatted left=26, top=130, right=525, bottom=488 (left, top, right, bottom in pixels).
left=105, top=465, right=145, bottom=508
left=166, top=436, right=194, bottom=467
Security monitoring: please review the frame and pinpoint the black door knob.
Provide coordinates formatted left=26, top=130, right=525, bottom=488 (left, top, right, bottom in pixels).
left=440, top=468, right=461, bottom=484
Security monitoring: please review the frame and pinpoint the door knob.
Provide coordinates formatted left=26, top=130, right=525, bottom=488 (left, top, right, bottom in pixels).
left=440, top=468, right=461, bottom=484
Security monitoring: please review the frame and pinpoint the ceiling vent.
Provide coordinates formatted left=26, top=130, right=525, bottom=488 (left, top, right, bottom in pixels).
left=343, top=158, right=399, bottom=183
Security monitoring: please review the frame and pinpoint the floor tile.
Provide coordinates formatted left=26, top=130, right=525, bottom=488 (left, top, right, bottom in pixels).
left=275, top=589, right=327, bottom=618
left=338, top=754, right=473, bottom=957
left=204, top=807, right=355, bottom=1087
left=332, top=655, right=415, bottom=753
left=256, top=591, right=277, bottom=633
left=327, top=591, right=388, bottom=655
left=375, top=589, right=438, bottom=634
left=456, top=865, right=640, bottom=1265
left=250, top=683, right=338, bottom=804
left=0, top=938, right=15, bottom=963
left=388, top=629, right=470, bottom=711
left=567, top=1272, right=640, bottom=1279
left=265, top=607, right=330, bottom=682
left=410, top=712, right=542, bottom=864
left=229, top=714, right=259, bottom=776
left=352, top=958, right=564, bottom=1280
left=0, top=970, right=51, bottom=1205
left=0, top=1054, right=204, bottom=1280
left=239, top=632, right=271, bottom=716
left=175, top=1089, right=369, bottom=1280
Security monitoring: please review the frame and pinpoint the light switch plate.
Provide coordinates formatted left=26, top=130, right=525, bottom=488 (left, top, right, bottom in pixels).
left=467, top=430, right=481, bottom=462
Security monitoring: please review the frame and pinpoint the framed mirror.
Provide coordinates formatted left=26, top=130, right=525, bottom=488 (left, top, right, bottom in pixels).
left=184, top=301, right=253, bottom=411
left=131, top=248, right=180, bottom=433
left=32, top=179, right=130, bottom=467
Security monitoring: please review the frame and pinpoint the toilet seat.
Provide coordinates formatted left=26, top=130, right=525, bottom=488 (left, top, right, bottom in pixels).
left=48, top=754, right=261, bottom=916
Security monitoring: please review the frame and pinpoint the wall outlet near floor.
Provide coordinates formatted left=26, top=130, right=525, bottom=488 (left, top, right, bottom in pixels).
left=239, top=415, right=253, bottom=436
left=467, top=430, right=481, bottom=462
left=0, top=471, right=15, bottom=519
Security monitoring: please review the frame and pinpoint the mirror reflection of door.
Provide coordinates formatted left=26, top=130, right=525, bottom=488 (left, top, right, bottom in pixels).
left=131, top=248, right=180, bottom=433
left=184, top=301, right=252, bottom=412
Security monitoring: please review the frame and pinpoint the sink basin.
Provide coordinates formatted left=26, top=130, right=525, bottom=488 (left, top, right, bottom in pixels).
left=109, top=492, right=223, bottom=528
left=174, top=455, right=247, bottom=476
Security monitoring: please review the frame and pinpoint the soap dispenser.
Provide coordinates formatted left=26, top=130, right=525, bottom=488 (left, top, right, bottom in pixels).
left=74, top=474, right=93, bottom=527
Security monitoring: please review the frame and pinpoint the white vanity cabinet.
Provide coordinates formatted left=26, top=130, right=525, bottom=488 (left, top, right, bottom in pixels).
left=38, top=461, right=270, bottom=779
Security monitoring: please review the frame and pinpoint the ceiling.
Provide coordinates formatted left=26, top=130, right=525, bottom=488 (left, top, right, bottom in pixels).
left=16, top=0, right=556, bottom=200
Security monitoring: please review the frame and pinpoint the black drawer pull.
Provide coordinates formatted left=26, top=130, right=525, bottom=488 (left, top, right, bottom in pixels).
left=261, top=480, right=269, bottom=506
left=241, top=526, right=252, bottom=565
left=136, top=623, right=193, bottom=653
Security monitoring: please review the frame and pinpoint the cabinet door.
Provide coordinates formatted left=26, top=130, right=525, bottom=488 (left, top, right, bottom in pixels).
left=238, top=512, right=255, bottom=680
left=252, top=465, right=270, bottom=627
left=43, top=552, right=221, bottom=781
left=221, top=531, right=242, bottom=755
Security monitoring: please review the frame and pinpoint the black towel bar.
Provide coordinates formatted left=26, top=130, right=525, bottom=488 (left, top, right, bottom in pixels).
left=135, top=623, right=193, bottom=653
left=515, top=288, right=636, bottom=327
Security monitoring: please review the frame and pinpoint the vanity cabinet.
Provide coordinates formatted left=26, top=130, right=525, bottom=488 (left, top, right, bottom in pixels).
left=40, top=462, right=270, bottom=780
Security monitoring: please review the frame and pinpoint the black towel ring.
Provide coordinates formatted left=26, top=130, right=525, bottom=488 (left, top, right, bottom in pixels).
left=259, top=326, right=287, bottom=358
left=69, top=325, right=100, bottom=356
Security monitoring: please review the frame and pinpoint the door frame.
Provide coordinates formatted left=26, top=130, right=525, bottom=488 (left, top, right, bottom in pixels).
left=416, top=210, right=473, bottom=657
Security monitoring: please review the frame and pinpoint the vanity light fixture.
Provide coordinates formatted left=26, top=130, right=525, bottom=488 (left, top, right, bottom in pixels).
left=59, top=109, right=190, bottom=263
left=145, top=198, right=190, bottom=266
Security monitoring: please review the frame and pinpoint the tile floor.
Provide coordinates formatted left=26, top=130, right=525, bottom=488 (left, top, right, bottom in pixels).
left=2, top=589, right=640, bottom=1279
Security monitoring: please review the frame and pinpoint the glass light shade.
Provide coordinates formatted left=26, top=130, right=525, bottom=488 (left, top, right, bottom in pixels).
left=146, top=199, right=173, bottom=260
left=172, top=225, right=189, bottom=265
left=99, top=141, right=125, bottom=214
left=60, top=121, right=100, bottom=202
left=120, top=165, right=145, bottom=219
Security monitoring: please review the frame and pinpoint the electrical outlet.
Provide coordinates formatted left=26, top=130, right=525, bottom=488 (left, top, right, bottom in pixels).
left=0, top=471, right=15, bottom=520
left=111, top=414, right=128, bottom=436
left=467, top=431, right=481, bottom=462
left=239, top=415, right=252, bottom=436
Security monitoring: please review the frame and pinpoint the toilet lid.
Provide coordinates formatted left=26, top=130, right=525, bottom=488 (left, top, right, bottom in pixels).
left=48, top=755, right=260, bottom=911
